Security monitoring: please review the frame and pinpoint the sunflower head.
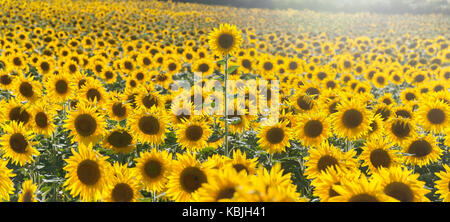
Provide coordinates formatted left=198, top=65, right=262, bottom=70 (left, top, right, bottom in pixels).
left=208, top=23, right=242, bottom=55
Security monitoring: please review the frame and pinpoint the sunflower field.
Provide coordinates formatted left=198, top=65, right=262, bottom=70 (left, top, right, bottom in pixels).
left=0, top=0, right=449, bottom=203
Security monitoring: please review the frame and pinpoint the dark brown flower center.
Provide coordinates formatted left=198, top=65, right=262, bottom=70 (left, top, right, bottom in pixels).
left=384, top=182, right=414, bottom=202
left=263, top=62, right=273, bottom=71
left=138, top=116, right=160, bottom=135
left=370, top=148, right=391, bottom=168
left=317, top=155, right=339, bottom=172
left=21, top=191, right=33, bottom=202
left=86, top=88, right=101, bottom=103
left=9, top=133, right=28, bottom=153
left=297, top=95, right=313, bottom=110
left=144, top=159, right=162, bottom=178
left=304, top=120, right=323, bottom=138
left=218, top=33, right=234, bottom=49
left=35, top=112, right=48, bottom=128
left=19, top=82, right=34, bottom=98
left=74, top=114, right=97, bottom=137
left=405, top=93, right=416, bottom=101
left=0, top=75, right=12, bottom=85
left=55, top=79, right=68, bottom=94
left=9, top=106, right=30, bottom=124
left=216, top=187, right=236, bottom=201
left=266, top=127, right=285, bottom=144
left=391, top=121, right=410, bottom=139
left=427, top=108, right=445, bottom=124
left=112, top=102, right=126, bottom=117
left=408, top=139, right=432, bottom=157
left=107, top=131, right=132, bottom=148
left=375, top=108, right=390, bottom=121
left=112, top=183, right=134, bottom=202
left=185, top=125, right=203, bottom=141
left=348, top=194, right=379, bottom=202
left=179, top=167, right=207, bottom=193
left=198, top=63, right=210, bottom=73
left=77, top=159, right=100, bottom=186
left=142, top=95, right=158, bottom=109
left=232, top=163, right=249, bottom=174
left=395, top=110, right=411, bottom=119
left=342, top=109, right=363, bottom=128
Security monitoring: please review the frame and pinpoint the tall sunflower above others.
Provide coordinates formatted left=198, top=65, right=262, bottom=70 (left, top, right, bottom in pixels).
left=208, top=23, right=242, bottom=55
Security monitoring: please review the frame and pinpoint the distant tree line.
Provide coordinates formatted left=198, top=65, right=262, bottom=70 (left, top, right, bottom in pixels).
left=160, top=0, right=450, bottom=14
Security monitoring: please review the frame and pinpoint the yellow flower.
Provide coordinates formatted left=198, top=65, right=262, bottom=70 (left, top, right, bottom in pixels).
left=208, top=23, right=242, bottom=55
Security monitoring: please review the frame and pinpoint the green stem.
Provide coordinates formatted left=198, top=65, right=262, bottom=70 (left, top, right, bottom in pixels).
left=345, top=138, right=351, bottom=152
left=224, top=54, right=229, bottom=157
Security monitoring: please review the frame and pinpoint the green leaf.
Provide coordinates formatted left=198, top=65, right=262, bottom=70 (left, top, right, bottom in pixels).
left=226, top=65, right=239, bottom=74
left=216, top=59, right=225, bottom=66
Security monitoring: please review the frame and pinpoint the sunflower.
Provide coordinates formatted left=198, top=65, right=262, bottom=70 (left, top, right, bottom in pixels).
left=304, top=142, right=358, bottom=179
left=385, top=117, right=416, bottom=146
left=194, top=166, right=248, bottom=202
left=78, top=78, right=108, bottom=107
left=166, top=152, right=210, bottom=202
left=18, top=180, right=38, bottom=202
left=0, top=159, right=15, bottom=201
left=359, top=137, right=400, bottom=174
left=393, top=104, right=415, bottom=120
left=136, top=53, right=154, bottom=69
left=402, top=134, right=442, bottom=167
left=372, top=166, right=430, bottom=202
left=63, top=60, right=79, bottom=76
left=208, top=23, right=242, bottom=55
left=290, top=91, right=317, bottom=114
left=258, top=56, right=278, bottom=77
left=105, top=91, right=130, bottom=122
left=8, top=53, right=27, bottom=72
left=400, top=88, right=419, bottom=106
left=72, top=71, right=89, bottom=90
left=224, top=149, right=258, bottom=175
left=390, top=71, right=404, bottom=85
left=119, top=56, right=136, bottom=74
left=102, top=127, right=136, bottom=154
left=372, top=103, right=393, bottom=122
left=0, top=71, right=14, bottom=91
left=134, top=149, right=173, bottom=193
left=12, top=73, right=42, bottom=102
left=372, top=72, right=389, bottom=88
left=176, top=118, right=212, bottom=152
left=328, top=172, right=397, bottom=202
left=257, top=120, right=291, bottom=154
left=35, top=57, right=55, bottom=75
left=30, top=99, right=56, bottom=136
left=135, top=89, right=163, bottom=111
left=330, top=99, right=373, bottom=140
left=0, top=97, right=32, bottom=127
left=103, top=163, right=141, bottom=202
left=366, top=113, right=385, bottom=139
left=233, top=163, right=302, bottom=202
left=44, top=72, right=74, bottom=103
left=237, top=55, right=254, bottom=73
left=100, top=67, right=117, bottom=84
left=64, top=102, right=106, bottom=145
left=434, top=165, right=450, bottom=202
left=63, top=145, right=111, bottom=202
left=311, top=167, right=357, bottom=202
left=0, top=121, right=39, bottom=166
left=192, top=58, right=215, bottom=76
left=416, top=99, right=450, bottom=133
left=163, top=58, right=182, bottom=75
left=128, top=106, right=167, bottom=146
left=293, top=112, right=330, bottom=147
